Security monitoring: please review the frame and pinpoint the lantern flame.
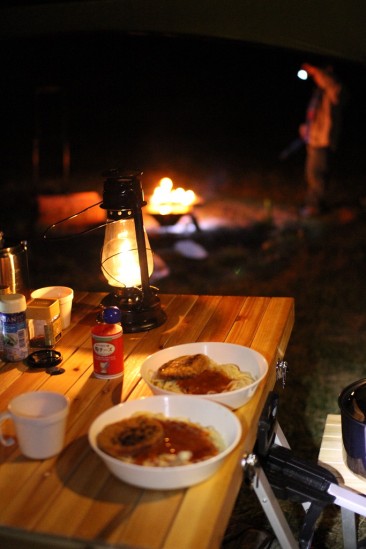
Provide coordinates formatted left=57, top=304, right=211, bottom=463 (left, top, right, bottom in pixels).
left=101, top=219, right=154, bottom=288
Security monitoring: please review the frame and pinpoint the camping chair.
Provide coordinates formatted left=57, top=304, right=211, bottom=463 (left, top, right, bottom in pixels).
left=242, top=392, right=366, bottom=548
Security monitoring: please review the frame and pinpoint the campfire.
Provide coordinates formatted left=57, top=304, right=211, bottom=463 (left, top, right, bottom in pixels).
left=147, top=177, right=198, bottom=226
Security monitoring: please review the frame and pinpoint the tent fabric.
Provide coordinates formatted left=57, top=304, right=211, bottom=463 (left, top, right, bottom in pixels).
left=0, top=1, right=366, bottom=64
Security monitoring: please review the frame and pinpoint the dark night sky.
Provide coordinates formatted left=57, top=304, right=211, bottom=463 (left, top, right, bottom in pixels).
left=1, top=31, right=366, bottom=185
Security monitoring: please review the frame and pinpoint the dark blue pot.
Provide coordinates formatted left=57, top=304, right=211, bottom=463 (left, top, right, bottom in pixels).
left=338, top=378, right=366, bottom=477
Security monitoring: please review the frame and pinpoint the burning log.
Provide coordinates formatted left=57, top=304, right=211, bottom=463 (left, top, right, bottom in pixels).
left=147, top=177, right=200, bottom=228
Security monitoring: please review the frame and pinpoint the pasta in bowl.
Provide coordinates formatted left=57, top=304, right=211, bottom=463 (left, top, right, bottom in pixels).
left=140, top=342, right=268, bottom=409
left=88, top=395, right=242, bottom=489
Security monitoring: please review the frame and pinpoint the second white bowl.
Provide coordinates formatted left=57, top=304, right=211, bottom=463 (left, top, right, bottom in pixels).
left=140, top=342, right=268, bottom=409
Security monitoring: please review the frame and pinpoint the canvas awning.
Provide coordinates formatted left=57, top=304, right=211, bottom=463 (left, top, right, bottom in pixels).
left=0, top=1, right=366, bottom=65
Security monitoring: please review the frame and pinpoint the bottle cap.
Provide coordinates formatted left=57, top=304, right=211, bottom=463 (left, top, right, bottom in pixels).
left=102, top=306, right=122, bottom=324
left=0, top=293, right=26, bottom=313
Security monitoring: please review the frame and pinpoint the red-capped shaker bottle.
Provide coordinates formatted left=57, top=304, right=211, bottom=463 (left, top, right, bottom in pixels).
left=91, top=306, right=124, bottom=379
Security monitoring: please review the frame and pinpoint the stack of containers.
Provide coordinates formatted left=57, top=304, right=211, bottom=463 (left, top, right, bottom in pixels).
left=0, top=293, right=64, bottom=362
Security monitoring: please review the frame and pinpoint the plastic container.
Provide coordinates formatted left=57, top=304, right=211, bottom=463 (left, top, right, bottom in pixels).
left=0, top=293, right=29, bottom=362
left=91, top=307, right=123, bottom=379
left=31, top=287, right=73, bottom=329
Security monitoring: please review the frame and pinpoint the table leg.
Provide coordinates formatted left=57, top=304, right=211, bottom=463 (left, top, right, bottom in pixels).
left=250, top=464, right=298, bottom=549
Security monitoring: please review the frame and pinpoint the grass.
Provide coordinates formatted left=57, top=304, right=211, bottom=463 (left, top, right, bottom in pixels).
left=217, top=195, right=366, bottom=547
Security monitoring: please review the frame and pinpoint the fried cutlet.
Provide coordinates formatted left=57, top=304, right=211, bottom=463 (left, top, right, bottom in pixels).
left=157, top=353, right=210, bottom=379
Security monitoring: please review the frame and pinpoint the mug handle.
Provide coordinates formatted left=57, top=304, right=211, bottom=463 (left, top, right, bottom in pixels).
left=0, top=411, right=15, bottom=447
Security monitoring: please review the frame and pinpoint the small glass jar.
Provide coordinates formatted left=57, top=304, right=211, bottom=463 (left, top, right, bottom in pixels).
left=26, top=298, right=62, bottom=348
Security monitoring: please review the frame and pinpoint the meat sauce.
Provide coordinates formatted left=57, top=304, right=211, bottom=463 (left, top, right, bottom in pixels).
left=177, top=369, right=232, bottom=394
left=130, top=418, right=219, bottom=465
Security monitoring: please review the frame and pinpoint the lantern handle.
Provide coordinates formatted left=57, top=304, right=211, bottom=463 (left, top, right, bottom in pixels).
left=42, top=200, right=109, bottom=240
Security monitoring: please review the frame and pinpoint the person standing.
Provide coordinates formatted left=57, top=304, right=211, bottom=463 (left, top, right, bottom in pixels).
left=299, top=63, right=344, bottom=217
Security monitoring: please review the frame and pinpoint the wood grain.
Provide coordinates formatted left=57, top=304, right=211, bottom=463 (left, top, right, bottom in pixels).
left=0, top=292, right=294, bottom=548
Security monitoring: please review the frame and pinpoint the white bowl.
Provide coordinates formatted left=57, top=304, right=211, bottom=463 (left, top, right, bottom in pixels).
left=88, top=395, right=242, bottom=490
left=140, top=342, right=268, bottom=410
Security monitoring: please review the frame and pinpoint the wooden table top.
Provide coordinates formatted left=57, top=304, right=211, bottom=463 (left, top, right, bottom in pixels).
left=0, top=292, right=294, bottom=549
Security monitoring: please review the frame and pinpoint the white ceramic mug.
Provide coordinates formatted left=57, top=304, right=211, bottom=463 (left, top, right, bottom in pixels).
left=0, top=391, right=69, bottom=459
left=31, top=286, right=74, bottom=329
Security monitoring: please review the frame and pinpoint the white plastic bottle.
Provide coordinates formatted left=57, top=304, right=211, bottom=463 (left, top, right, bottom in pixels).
left=0, top=293, right=29, bottom=362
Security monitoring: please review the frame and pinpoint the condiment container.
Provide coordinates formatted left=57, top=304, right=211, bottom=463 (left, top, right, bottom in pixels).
left=0, top=293, right=29, bottom=362
left=26, top=298, right=62, bottom=348
left=91, top=307, right=123, bottom=379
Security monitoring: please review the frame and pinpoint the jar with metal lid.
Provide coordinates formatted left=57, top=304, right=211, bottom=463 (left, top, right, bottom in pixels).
left=26, top=298, right=62, bottom=348
left=0, top=293, right=29, bottom=362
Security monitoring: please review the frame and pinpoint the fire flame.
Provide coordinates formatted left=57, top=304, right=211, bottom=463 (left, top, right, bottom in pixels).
left=149, top=177, right=197, bottom=215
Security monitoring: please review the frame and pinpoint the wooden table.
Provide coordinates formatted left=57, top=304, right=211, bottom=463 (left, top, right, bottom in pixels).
left=0, top=293, right=294, bottom=549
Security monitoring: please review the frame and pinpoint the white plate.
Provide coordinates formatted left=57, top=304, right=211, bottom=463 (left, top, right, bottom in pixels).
left=88, top=395, right=242, bottom=490
left=140, top=342, right=268, bottom=409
